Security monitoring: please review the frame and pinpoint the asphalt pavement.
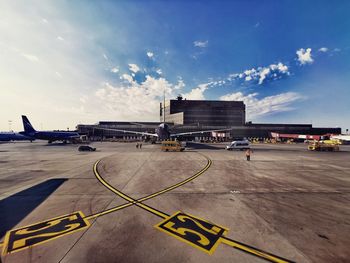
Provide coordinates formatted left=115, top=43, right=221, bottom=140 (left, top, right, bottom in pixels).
left=0, top=141, right=349, bottom=262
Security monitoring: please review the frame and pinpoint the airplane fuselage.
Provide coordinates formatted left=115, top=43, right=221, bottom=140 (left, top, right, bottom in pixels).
left=21, top=131, right=80, bottom=142
left=21, top=115, right=81, bottom=143
left=155, top=123, right=171, bottom=140
left=0, top=132, right=34, bottom=142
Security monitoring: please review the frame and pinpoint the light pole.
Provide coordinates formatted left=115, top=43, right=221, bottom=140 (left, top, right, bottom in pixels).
left=8, top=120, right=12, bottom=131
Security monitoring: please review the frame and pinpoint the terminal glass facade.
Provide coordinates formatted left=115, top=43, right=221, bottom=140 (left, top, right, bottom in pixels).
left=161, top=99, right=245, bottom=126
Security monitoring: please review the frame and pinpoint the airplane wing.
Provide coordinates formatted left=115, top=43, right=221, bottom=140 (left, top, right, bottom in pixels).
left=170, top=128, right=232, bottom=137
left=94, top=127, right=158, bottom=137
left=67, top=134, right=81, bottom=138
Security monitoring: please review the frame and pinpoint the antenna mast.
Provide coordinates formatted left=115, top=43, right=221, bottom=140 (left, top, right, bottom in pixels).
left=163, top=88, right=166, bottom=123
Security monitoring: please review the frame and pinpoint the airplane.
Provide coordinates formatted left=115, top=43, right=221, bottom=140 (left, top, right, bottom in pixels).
left=97, top=122, right=231, bottom=141
left=95, top=94, right=234, bottom=141
left=0, top=132, right=34, bottom=142
left=21, top=115, right=81, bottom=143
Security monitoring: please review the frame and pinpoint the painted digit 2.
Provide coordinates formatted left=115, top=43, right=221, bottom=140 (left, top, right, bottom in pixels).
left=3, top=211, right=90, bottom=254
left=12, top=215, right=81, bottom=251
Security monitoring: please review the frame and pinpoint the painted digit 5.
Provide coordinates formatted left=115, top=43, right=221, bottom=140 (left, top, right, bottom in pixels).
left=177, top=215, right=221, bottom=235
left=164, top=221, right=210, bottom=246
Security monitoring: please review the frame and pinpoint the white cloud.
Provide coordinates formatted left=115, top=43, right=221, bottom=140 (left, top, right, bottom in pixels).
left=121, top=74, right=134, bottom=83
left=318, top=47, right=328, bottom=52
left=244, top=69, right=256, bottom=76
left=79, top=95, right=88, bottom=104
left=296, top=48, right=313, bottom=65
left=110, top=67, right=119, bottom=73
left=174, top=78, right=185, bottom=90
left=220, top=92, right=303, bottom=118
left=193, top=40, right=208, bottom=48
left=55, top=71, right=62, bottom=78
left=225, top=62, right=290, bottom=85
left=103, top=53, right=108, bottom=60
left=156, top=69, right=162, bottom=75
left=57, top=36, right=64, bottom=41
left=128, top=63, right=140, bottom=73
left=227, top=73, right=239, bottom=80
left=147, top=51, right=154, bottom=58
left=220, top=92, right=257, bottom=102
left=93, top=76, right=183, bottom=120
left=92, top=76, right=183, bottom=123
left=41, top=18, right=48, bottom=24
left=182, top=83, right=208, bottom=100
left=271, top=62, right=289, bottom=73
left=21, top=53, right=39, bottom=62
left=258, top=67, right=271, bottom=85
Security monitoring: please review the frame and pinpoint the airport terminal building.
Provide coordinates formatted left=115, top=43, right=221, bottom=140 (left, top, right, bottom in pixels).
left=160, top=98, right=245, bottom=126
left=77, top=97, right=341, bottom=141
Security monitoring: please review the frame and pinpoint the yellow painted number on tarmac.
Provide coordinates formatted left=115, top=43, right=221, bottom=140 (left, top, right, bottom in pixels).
left=13, top=217, right=81, bottom=250
left=155, top=211, right=227, bottom=254
left=3, top=211, right=90, bottom=255
left=163, top=221, right=211, bottom=246
left=177, top=215, right=222, bottom=235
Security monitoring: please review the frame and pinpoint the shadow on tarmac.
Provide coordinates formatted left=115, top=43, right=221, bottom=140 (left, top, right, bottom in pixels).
left=44, top=143, right=77, bottom=146
left=0, top=179, right=67, bottom=238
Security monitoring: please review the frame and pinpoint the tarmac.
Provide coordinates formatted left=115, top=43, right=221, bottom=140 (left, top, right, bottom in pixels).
left=0, top=141, right=349, bottom=263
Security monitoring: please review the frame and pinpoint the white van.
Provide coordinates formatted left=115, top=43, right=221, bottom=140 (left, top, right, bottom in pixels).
left=226, top=140, right=250, bottom=150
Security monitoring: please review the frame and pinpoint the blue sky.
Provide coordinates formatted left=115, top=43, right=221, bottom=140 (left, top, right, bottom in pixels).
left=1, top=1, right=349, bottom=131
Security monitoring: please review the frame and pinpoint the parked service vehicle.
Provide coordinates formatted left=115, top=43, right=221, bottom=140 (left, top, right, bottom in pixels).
left=78, top=145, right=96, bottom=152
left=226, top=140, right=250, bottom=150
left=161, top=140, right=185, bottom=152
left=308, top=141, right=339, bottom=151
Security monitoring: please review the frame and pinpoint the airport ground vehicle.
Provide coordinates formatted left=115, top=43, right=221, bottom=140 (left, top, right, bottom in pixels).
left=226, top=140, right=250, bottom=150
left=308, top=141, right=339, bottom=151
left=78, top=145, right=96, bottom=152
left=330, top=135, right=350, bottom=145
left=321, top=139, right=341, bottom=145
left=161, top=140, right=185, bottom=151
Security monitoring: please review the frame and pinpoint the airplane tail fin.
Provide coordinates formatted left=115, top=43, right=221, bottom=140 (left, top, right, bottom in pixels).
left=22, top=115, right=36, bottom=133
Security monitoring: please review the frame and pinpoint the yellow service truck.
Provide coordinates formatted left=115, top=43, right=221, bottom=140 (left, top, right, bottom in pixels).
left=308, top=141, right=339, bottom=151
left=161, top=140, right=185, bottom=152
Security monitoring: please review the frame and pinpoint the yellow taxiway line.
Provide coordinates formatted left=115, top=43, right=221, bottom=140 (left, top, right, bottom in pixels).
left=1, top=152, right=294, bottom=262
left=91, top=154, right=294, bottom=263
left=86, top=153, right=211, bottom=220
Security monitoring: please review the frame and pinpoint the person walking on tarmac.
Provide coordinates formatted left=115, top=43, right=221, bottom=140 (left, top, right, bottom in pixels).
left=245, top=148, right=252, bottom=161
left=136, top=142, right=139, bottom=149
left=139, top=142, right=142, bottom=149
